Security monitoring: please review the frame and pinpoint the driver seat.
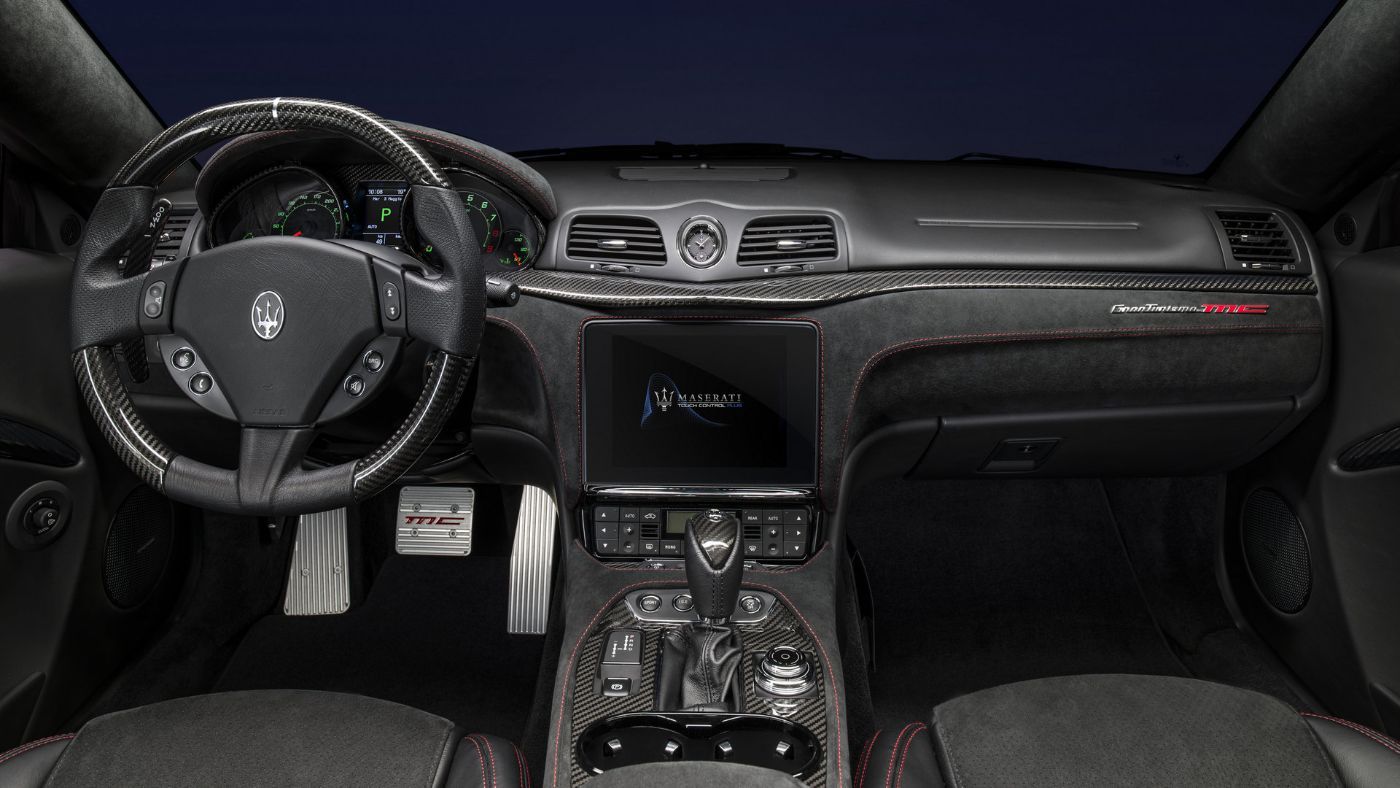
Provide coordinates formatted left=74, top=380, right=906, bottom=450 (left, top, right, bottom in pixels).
left=0, top=689, right=527, bottom=788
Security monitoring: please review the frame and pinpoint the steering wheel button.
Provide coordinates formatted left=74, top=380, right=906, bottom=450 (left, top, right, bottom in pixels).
left=172, top=348, right=195, bottom=369
left=142, top=281, right=166, bottom=318
left=189, top=373, right=213, bottom=395
left=344, top=375, right=366, bottom=397
left=362, top=350, right=385, bottom=373
left=381, top=281, right=401, bottom=321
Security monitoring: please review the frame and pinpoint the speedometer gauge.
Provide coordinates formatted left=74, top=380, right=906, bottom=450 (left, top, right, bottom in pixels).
left=274, top=190, right=343, bottom=239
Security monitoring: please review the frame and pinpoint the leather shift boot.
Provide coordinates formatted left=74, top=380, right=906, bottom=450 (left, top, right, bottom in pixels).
left=658, top=622, right=745, bottom=712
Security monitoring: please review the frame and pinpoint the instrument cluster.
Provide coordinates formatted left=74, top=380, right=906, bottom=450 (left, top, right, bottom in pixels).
left=206, top=164, right=543, bottom=271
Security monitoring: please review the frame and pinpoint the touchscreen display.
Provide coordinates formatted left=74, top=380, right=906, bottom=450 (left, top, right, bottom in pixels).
left=583, top=321, right=819, bottom=487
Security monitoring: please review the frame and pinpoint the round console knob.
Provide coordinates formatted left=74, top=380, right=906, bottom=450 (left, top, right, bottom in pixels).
left=757, top=646, right=815, bottom=697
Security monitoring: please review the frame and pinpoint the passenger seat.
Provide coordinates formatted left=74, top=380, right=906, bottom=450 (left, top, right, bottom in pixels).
left=857, top=674, right=1400, bottom=787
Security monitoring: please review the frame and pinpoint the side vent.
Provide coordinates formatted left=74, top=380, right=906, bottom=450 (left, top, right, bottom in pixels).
left=1214, top=210, right=1298, bottom=271
left=737, top=215, right=838, bottom=266
left=566, top=216, right=666, bottom=265
left=151, top=207, right=196, bottom=267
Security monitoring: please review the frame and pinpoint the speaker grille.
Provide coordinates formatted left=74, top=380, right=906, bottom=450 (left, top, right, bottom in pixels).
left=1242, top=489, right=1312, bottom=613
left=103, top=487, right=174, bottom=608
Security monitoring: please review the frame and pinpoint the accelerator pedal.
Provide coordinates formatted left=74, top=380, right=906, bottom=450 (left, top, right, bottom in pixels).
left=396, top=485, right=475, bottom=556
left=283, top=509, right=351, bottom=616
left=507, top=485, right=558, bottom=634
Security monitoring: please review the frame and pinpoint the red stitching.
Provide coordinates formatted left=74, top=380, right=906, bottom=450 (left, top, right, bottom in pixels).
left=1301, top=712, right=1400, bottom=757
left=479, top=735, right=500, bottom=788
left=882, top=723, right=920, bottom=788
left=837, top=322, right=1323, bottom=492
left=513, top=742, right=531, bottom=788
left=895, top=724, right=928, bottom=788
left=486, top=316, right=571, bottom=494
left=856, top=728, right=883, bottom=788
left=464, top=735, right=488, bottom=788
left=0, top=733, right=75, bottom=767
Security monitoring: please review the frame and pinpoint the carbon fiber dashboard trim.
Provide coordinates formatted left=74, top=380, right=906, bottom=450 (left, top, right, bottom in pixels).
left=1338, top=424, right=1400, bottom=472
left=569, top=591, right=827, bottom=787
left=510, top=268, right=1318, bottom=308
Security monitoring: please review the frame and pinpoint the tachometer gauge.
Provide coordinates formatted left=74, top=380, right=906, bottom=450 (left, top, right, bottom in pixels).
left=461, top=191, right=503, bottom=253
left=497, top=229, right=531, bottom=268
left=274, top=190, right=344, bottom=239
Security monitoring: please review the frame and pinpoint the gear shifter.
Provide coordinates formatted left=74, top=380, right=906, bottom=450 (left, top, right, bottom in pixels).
left=657, top=509, right=746, bottom=712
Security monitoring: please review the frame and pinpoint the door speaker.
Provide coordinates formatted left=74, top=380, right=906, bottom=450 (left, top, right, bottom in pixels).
left=102, top=486, right=174, bottom=608
left=1241, top=488, right=1312, bottom=614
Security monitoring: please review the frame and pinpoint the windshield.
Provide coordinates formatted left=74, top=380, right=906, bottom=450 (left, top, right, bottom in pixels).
left=69, top=0, right=1337, bottom=173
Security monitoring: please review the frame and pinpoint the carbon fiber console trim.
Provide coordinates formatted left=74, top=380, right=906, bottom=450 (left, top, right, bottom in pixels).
left=569, top=592, right=828, bottom=787
left=509, top=268, right=1318, bottom=308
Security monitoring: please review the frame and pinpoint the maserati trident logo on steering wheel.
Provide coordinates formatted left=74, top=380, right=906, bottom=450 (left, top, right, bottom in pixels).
left=251, top=291, right=285, bottom=340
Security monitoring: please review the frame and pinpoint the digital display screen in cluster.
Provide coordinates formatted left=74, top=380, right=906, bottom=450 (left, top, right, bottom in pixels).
left=359, top=181, right=407, bottom=248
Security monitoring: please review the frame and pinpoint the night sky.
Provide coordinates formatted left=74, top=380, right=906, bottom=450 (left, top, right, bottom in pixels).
left=69, top=0, right=1337, bottom=173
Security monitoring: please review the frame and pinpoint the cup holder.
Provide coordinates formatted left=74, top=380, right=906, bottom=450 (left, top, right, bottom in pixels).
left=577, top=712, right=821, bottom=778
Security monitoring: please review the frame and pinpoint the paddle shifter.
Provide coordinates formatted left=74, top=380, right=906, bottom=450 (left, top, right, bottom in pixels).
left=658, top=509, right=746, bottom=711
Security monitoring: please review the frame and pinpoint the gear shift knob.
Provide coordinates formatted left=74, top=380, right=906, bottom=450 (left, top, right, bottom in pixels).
left=684, top=509, right=744, bottom=622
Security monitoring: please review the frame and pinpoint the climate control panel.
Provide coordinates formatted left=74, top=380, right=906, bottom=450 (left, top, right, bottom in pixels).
left=584, top=503, right=813, bottom=563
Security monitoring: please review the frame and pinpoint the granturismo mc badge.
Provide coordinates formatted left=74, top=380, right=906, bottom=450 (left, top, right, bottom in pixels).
left=1109, top=303, right=1270, bottom=315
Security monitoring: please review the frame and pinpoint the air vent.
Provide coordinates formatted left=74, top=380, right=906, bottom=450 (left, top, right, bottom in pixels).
left=566, top=216, right=666, bottom=265
left=1214, top=210, right=1297, bottom=268
left=151, top=207, right=196, bottom=266
left=737, top=216, right=837, bottom=265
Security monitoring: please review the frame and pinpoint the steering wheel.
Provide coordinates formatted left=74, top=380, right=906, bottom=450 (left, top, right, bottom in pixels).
left=71, top=98, right=485, bottom=516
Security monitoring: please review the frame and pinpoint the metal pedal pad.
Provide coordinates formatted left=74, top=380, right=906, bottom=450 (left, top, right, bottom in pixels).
left=283, top=509, right=351, bottom=616
left=396, top=485, right=475, bottom=556
left=507, top=485, right=558, bottom=635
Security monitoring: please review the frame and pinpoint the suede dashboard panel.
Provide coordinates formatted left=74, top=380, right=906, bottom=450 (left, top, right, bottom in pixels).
left=485, top=285, right=1323, bottom=510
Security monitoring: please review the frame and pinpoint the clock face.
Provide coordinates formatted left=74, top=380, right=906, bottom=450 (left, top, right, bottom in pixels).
left=679, top=218, right=723, bottom=267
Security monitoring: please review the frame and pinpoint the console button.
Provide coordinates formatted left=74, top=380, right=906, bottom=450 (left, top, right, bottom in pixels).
left=741, top=511, right=763, bottom=525
left=595, top=538, right=617, bottom=555
left=739, top=595, right=763, bottom=614
left=663, top=740, right=682, bottom=760
left=620, top=522, right=637, bottom=538
left=606, top=739, right=624, bottom=757
left=189, top=373, right=213, bottom=395
left=595, top=523, right=617, bottom=540
left=764, top=540, right=782, bottom=557
left=620, top=539, right=637, bottom=555
left=762, top=511, right=784, bottom=525
left=673, top=594, right=694, bottom=612
left=743, top=541, right=762, bottom=557
left=784, top=541, right=807, bottom=558
left=783, top=510, right=808, bottom=525
left=620, top=507, right=640, bottom=523
left=640, top=540, right=659, bottom=556
left=640, top=507, right=662, bottom=525
left=344, top=375, right=366, bottom=397
left=715, top=740, right=734, bottom=760
left=362, top=350, right=385, bottom=373
left=171, top=347, right=195, bottom=369
left=638, top=594, right=662, bottom=612
left=764, top=525, right=782, bottom=540
left=601, top=678, right=632, bottom=697
left=783, top=524, right=806, bottom=541
left=659, top=540, right=682, bottom=557
left=594, top=506, right=619, bottom=523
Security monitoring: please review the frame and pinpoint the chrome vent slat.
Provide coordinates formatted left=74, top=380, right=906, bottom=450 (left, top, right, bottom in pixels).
left=737, top=215, right=838, bottom=265
left=1215, top=210, right=1297, bottom=267
left=567, top=215, right=667, bottom=265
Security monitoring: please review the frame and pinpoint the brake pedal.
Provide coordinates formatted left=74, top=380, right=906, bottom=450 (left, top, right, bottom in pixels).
left=283, top=509, right=351, bottom=616
left=507, top=485, right=557, bottom=635
left=396, top=486, right=475, bottom=556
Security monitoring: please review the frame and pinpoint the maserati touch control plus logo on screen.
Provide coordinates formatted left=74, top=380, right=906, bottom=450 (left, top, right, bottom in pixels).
left=641, top=372, right=743, bottom=427
left=1109, top=302, right=1270, bottom=314
left=251, top=291, right=285, bottom=340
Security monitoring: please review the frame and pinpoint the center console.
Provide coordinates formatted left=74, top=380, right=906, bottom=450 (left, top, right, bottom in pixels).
left=564, top=319, right=830, bottom=784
